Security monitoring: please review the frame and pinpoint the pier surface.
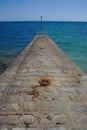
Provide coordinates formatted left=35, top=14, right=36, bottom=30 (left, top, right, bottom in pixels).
left=0, top=35, right=87, bottom=130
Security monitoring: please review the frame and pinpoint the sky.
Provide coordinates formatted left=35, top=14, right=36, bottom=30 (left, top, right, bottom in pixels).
left=0, top=0, right=87, bottom=21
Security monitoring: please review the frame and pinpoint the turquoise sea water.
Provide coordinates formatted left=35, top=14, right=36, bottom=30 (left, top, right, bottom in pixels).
left=0, top=21, right=87, bottom=73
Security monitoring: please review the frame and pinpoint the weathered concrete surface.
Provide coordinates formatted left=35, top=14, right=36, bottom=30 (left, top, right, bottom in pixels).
left=0, top=35, right=87, bottom=130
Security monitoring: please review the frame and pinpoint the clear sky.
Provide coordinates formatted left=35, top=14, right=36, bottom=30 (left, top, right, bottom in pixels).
left=0, top=0, right=87, bottom=21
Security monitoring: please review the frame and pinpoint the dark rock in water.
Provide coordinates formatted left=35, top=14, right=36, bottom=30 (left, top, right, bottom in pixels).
left=0, top=62, right=8, bottom=74
left=0, top=63, right=7, bottom=69
left=0, top=58, right=11, bottom=74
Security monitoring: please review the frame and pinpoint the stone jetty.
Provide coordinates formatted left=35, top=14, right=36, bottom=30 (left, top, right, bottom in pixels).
left=0, top=35, right=87, bottom=130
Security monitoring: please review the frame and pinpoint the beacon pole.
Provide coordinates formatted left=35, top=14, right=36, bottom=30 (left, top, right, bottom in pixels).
left=40, top=16, right=43, bottom=34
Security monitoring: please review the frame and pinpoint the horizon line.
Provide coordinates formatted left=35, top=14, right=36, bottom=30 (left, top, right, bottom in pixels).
left=0, top=20, right=87, bottom=22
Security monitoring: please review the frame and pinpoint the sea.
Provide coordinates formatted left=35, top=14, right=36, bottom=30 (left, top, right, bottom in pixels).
left=0, top=21, right=87, bottom=73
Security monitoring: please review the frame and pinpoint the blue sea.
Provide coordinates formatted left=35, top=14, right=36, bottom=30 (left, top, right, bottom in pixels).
left=0, top=21, right=87, bottom=73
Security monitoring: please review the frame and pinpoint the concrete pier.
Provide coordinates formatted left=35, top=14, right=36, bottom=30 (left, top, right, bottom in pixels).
left=0, top=35, right=87, bottom=130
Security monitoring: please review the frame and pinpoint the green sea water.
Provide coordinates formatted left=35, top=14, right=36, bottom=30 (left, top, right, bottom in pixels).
left=0, top=21, right=87, bottom=73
